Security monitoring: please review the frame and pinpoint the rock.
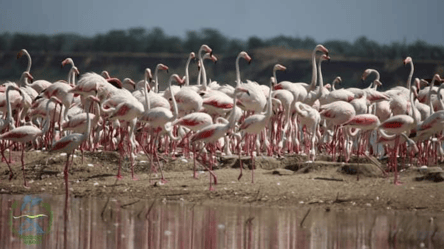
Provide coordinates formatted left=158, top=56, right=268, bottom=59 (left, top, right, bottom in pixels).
left=338, top=163, right=383, bottom=177
left=415, top=167, right=444, bottom=182
left=272, top=169, right=294, bottom=176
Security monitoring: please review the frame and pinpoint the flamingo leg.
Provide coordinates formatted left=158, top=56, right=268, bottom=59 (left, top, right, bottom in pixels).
left=393, top=135, right=402, bottom=185
left=21, top=144, right=28, bottom=188
left=251, top=134, right=257, bottom=184
left=1, top=147, right=14, bottom=180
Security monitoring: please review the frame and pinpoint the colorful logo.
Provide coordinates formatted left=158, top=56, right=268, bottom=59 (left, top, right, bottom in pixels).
left=9, top=195, right=53, bottom=245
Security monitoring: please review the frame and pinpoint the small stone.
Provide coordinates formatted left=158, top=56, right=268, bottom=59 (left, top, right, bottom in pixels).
left=218, top=224, right=225, bottom=230
left=277, top=182, right=281, bottom=185
left=164, top=231, right=172, bottom=236
left=181, top=158, right=188, bottom=163
left=366, top=203, right=372, bottom=207
left=93, top=182, right=99, bottom=186
left=60, top=153, right=67, bottom=156
left=87, top=164, right=94, bottom=167
left=299, top=201, right=304, bottom=204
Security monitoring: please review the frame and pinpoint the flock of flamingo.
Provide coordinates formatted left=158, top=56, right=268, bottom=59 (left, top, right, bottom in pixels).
left=1, top=44, right=443, bottom=193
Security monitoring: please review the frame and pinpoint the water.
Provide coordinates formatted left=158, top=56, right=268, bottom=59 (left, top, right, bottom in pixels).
left=1, top=194, right=443, bottom=249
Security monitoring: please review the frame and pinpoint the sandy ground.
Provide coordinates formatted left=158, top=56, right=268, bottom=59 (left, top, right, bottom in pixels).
left=1, top=149, right=443, bottom=212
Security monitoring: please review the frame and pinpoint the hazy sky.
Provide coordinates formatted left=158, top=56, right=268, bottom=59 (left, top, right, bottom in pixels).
left=1, top=0, right=443, bottom=45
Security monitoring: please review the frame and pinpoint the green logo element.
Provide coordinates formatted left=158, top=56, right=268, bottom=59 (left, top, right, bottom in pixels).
left=9, top=195, right=53, bottom=245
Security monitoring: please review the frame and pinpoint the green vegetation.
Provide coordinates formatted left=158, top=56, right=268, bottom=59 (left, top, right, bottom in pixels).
left=1, top=27, right=443, bottom=60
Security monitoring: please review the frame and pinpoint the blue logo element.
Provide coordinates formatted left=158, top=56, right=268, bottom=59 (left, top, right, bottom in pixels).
left=10, top=195, right=53, bottom=245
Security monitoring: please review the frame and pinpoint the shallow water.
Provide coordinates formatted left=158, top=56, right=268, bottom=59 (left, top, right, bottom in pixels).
left=1, top=194, right=443, bottom=249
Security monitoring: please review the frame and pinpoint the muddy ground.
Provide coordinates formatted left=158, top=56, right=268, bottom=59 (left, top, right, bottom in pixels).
left=1, top=149, right=443, bottom=212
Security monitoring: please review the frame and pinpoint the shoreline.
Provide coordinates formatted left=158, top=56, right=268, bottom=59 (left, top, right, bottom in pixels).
left=1, top=150, right=443, bottom=213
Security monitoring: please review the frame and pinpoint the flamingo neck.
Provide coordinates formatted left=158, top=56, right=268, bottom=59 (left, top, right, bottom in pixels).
left=41, top=98, right=56, bottom=135
left=200, top=57, right=207, bottom=87
left=235, top=54, right=242, bottom=87
left=143, top=80, right=150, bottom=110
left=428, top=77, right=437, bottom=115
left=84, top=100, right=92, bottom=140
left=407, top=61, right=414, bottom=90
left=5, top=86, right=16, bottom=129
left=228, top=92, right=238, bottom=129
left=19, top=73, right=30, bottom=87
left=265, top=83, right=273, bottom=118
left=169, top=78, right=178, bottom=120
left=309, top=49, right=318, bottom=90
left=316, top=58, right=325, bottom=100
left=185, top=56, right=192, bottom=86
left=410, top=86, right=418, bottom=125
left=436, top=81, right=444, bottom=111
left=154, top=67, right=160, bottom=93
left=24, top=50, right=32, bottom=73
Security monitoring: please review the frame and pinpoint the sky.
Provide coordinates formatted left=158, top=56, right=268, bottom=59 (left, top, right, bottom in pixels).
left=1, top=0, right=443, bottom=45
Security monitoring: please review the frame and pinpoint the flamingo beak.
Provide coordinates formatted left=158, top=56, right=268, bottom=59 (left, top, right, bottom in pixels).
left=27, top=73, right=34, bottom=83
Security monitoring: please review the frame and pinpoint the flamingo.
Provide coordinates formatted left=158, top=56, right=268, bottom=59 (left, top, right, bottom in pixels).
left=0, top=85, right=25, bottom=179
left=172, top=112, right=213, bottom=177
left=0, top=92, right=62, bottom=187
left=238, top=76, right=275, bottom=182
left=139, top=73, right=184, bottom=182
left=277, top=44, right=329, bottom=92
left=233, top=51, right=266, bottom=113
left=49, top=95, right=97, bottom=221
left=16, top=49, right=52, bottom=93
left=191, top=87, right=249, bottom=190
left=378, top=83, right=419, bottom=185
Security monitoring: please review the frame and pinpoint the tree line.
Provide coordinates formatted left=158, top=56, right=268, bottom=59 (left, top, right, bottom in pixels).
left=0, top=27, right=443, bottom=60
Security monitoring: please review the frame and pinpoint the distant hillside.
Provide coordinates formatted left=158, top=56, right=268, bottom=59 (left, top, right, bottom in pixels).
left=1, top=48, right=443, bottom=91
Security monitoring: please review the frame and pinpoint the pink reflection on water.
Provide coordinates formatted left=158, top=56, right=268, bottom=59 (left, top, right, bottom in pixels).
left=1, top=195, right=443, bottom=249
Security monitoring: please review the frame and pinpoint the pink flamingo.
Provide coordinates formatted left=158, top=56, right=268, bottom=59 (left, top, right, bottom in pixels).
left=191, top=87, right=249, bottom=190
left=17, top=49, right=51, bottom=94
left=378, top=83, right=419, bottom=185
left=0, top=92, right=62, bottom=187
left=238, top=76, right=274, bottom=182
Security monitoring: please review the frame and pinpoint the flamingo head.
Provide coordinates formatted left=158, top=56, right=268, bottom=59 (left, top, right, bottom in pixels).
left=170, top=74, right=185, bottom=85
left=333, top=76, right=342, bottom=85
left=433, top=74, right=442, bottom=83
left=315, top=44, right=329, bottom=56
left=235, top=86, right=250, bottom=96
left=270, top=77, right=277, bottom=87
left=8, top=85, right=22, bottom=95
left=239, top=51, right=252, bottom=64
left=361, top=69, right=372, bottom=81
left=123, top=78, right=135, bottom=88
left=157, top=63, right=169, bottom=73
left=200, top=44, right=212, bottom=55
left=24, top=72, right=34, bottom=83
left=321, top=54, right=331, bottom=62
left=411, top=85, right=419, bottom=98
left=373, top=79, right=383, bottom=87
left=189, top=52, right=196, bottom=60
left=144, top=68, right=153, bottom=82
left=403, top=56, right=412, bottom=66
left=419, top=79, right=429, bottom=87
left=203, top=52, right=217, bottom=64
left=101, top=71, right=111, bottom=79
left=324, top=83, right=331, bottom=90
left=61, top=58, right=74, bottom=68
left=73, top=67, right=80, bottom=76
left=16, top=49, right=28, bottom=59
left=274, top=64, right=286, bottom=72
